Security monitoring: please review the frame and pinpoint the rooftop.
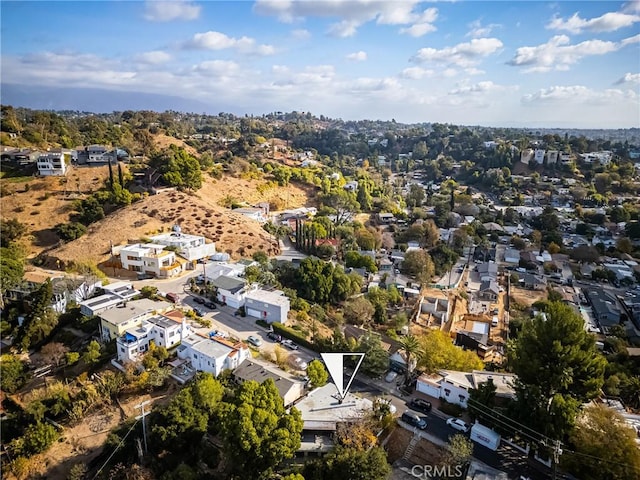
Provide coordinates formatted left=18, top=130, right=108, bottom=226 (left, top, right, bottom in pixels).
left=182, top=335, right=234, bottom=359
left=234, top=359, right=302, bottom=400
left=245, top=288, right=290, bottom=307
left=211, top=275, right=246, bottom=294
left=99, top=299, right=171, bottom=325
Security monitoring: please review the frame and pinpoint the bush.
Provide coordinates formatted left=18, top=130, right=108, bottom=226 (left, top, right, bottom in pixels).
left=271, top=322, right=318, bottom=352
left=438, top=399, right=466, bottom=417
left=256, top=319, right=269, bottom=329
left=56, top=222, right=88, bottom=242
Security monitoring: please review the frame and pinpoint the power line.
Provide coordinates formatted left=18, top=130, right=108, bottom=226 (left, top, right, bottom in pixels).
left=561, top=447, right=640, bottom=472
left=92, top=420, right=139, bottom=480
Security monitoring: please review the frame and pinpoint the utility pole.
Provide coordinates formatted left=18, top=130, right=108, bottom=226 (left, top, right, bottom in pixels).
left=135, top=400, right=151, bottom=455
left=552, top=439, right=562, bottom=480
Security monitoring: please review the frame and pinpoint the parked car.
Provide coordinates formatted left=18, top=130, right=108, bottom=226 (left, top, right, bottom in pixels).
left=446, top=418, right=470, bottom=433
left=280, top=339, right=299, bottom=350
left=401, top=411, right=427, bottom=430
left=204, top=301, right=217, bottom=309
left=409, top=398, right=432, bottom=414
left=385, top=370, right=399, bottom=383
left=289, top=355, right=308, bottom=371
left=137, top=272, right=154, bottom=280
left=267, top=331, right=282, bottom=342
left=209, top=330, right=229, bottom=339
left=193, top=296, right=205, bottom=304
left=166, top=292, right=180, bottom=303
left=247, top=335, right=262, bottom=347
left=193, top=307, right=204, bottom=317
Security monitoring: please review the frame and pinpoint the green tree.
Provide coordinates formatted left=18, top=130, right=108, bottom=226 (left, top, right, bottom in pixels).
left=446, top=434, right=473, bottom=468
left=139, top=285, right=158, bottom=299
left=468, top=379, right=496, bottom=422
left=418, top=330, right=484, bottom=373
left=0, top=354, right=28, bottom=393
left=219, top=378, right=303, bottom=478
left=152, top=388, right=208, bottom=452
left=562, top=405, right=640, bottom=480
left=401, top=249, right=435, bottom=284
left=343, top=296, right=375, bottom=325
left=303, top=445, right=391, bottom=480
left=0, top=218, right=27, bottom=245
left=508, top=302, right=606, bottom=439
left=82, top=340, right=102, bottom=365
left=76, top=196, right=105, bottom=225
left=399, top=335, right=420, bottom=384
left=149, top=145, right=203, bottom=191
left=55, top=222, right=87, bottom=242
left=307, top=359, right=328, bottom=388
left=21, top=421, right=59, bottom=455
left=0, top=243, right=25, bottom=308
left=357, top=333, right=389, bottom=378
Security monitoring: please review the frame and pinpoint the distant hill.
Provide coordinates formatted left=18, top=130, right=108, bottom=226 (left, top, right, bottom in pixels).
left=1, top=83, right=224, bottom=114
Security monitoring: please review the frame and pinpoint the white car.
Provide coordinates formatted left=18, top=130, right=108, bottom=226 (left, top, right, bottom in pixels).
left=280, top=339, right=299, bottom=350
left=246, top=335, right=263, bottom=347
left=446, top=418, right=470, bottom=433
left=289, top=355, right=308, bottom=371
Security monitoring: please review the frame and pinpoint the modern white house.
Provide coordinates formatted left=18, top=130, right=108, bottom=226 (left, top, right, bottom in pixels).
left=116, top=313, right=192, bottom=364
left=119, top=243, right=184, bottom=278
left=232, top=207, right=268, bottom=223
left=79, top=281, right=140, bottom=317
left=244, top=288, right=290, bottom=324
left=416, top=370, right=516, bottom=408
left=37, top=150, right=68, bottom=176
left=198, top=262, right=246, bottom=282
left=99, top=299, right=172, bottom=341
left=177, top=334, right=249, bottom=377
left=149, top=227, right=216, bottom=267
left=210, top=275, right=247, bottom=309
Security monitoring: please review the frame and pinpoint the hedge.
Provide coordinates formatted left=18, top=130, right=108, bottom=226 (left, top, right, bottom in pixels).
left=271, top=322, right=319, bottom=352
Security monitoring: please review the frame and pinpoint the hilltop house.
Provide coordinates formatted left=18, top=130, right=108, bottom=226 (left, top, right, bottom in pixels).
left=79, top=281, right=139, bottom=317
left=99, top=298, right=172, bottom=341
left=37, top=150, right=68, bottom=176
left=119, top=243, right=185, bottom=278
left=149, top=228, right=216, bottom=268
left=417, top=370, right=516, bottom=408
left=177, top=334, right=250, bottom=377
left=234, top=359, right=305, bottom=406
left=209, top=275, right=247, bottom=309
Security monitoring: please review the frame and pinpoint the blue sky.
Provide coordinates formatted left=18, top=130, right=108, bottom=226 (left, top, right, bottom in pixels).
left=2, top=1, right=639, bottom=128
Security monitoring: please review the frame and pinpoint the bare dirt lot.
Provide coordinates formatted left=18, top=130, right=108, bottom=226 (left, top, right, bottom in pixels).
left=510, top=286, right=547, bottom=307
left=385, top=426, right=447, bottom=466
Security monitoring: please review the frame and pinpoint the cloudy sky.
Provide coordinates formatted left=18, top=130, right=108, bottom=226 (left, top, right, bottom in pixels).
left=2, top=0, right=639, bottom=128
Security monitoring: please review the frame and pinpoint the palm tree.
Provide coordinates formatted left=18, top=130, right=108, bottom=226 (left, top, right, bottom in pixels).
left=399, top=334, right=420, bottom=386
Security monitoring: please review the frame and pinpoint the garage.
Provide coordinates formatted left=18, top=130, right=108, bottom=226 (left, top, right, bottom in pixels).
left=416, top=375, right=442, bottom=398
left=247, top=308, right=262, bottom=319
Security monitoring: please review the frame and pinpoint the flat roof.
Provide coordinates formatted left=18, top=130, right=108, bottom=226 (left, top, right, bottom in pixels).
left=234, top=360, right=301, bottom=399
left=293, top=383, right=373, bottom=428
left=81, top=294, right=122, bottom=309
left=211, top=275, right=245, bottom=293
left=99, top=299, right=171, bottom=325
left=148, top=315, right=177, bottom=330
left=245, top=288, right=289, bottom=307
left=183, top=335, right=233, bottom=359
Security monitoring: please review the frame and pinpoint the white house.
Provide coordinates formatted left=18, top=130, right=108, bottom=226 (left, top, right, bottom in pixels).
left=546, top=150, right=559, bottom=164
left=232, top=207, right=268, bottom=223
left=116, top=314, right=192, bottom=363
left=416, top=370, right=517, bottom=408
left=119, top=243, right=184, bottom=278
left=210, top=275, right=247, bottom=309
left=79, top=281, right=139, bottom=317
left=244, top=288, right=290, bottom=324
left=150, top=228, right=216, bottom=266
left=177, top=334, right=250, bottom=377
left=198, top=262, right=245, bottom=283
left=534, top=149, right=545, bottom=164
left=37, top=151, right=68, bottom=176
left=99, top=299, right=172, bottom=341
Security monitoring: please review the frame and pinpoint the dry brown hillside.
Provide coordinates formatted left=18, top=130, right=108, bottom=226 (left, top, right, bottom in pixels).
left=45, top=191, right=280, bottom=268
left=152, top=133, right=198, bottom=156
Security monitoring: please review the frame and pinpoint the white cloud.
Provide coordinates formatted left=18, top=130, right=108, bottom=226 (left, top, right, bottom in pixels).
left=466, top=20, right=500, bottom=38
left=185, top=31, right=275, bottom=55
left=134, top=50, right=171, bottom=65
left=615, top=72, right=640, bottom=85
left=291, top=29, right=311, bottom=40
left=622, top=1, right=640, bottom=14
left=254, top=0, right=438, bottom=37
left=144, top=0, right=201, bottom=22
left=272, top=65, right=336, bottom=86
left=621, top=33, right=640, bottom=46
left=448, top=80, right=514, bottom=95
left=412, top=38, right=503, bottom=67
left=547, top=11, right=640, bottom=34
left=346, top=51, right=367, bottom=61
left=192, top=60, right=240, bottom=76
left=400, top=66, right=434, bottom=79
left=508, top=35, right=618, bottom=72
left=522, top=85, right=638, bottom=105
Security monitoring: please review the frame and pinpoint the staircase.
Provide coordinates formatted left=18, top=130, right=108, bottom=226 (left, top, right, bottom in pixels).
left=403, top=428, right=421, bottom=461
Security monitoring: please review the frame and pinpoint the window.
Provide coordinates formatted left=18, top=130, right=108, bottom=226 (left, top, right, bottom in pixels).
left=120, top=347, right=124, bottom=353
left=194, top=354, right=198, bottom=359
left=444, top=389, right=451, bottom=396
left=459, top=395, right=466, bottom=403
left=160, top=333, right=164, bottom=338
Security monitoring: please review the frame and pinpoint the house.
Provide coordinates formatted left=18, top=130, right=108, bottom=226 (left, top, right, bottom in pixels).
left=520, top=251, right=538, bottom=268
left=420, top=296, right=449, bottom=324
left=149, top=227, right=216, bottom=267
left=416, top=370, right=516, bottom=408
left=520, top=273, right=547, bottom=290
left=378, top=213, right=395, bottom=224
left=234, top=359, right=305, bottom=406
left=379, top=258, right=393, bottom=272
left=79, top=281, right=140, bottom=317
left=479, top=280, right=500, bottom=301
left=119, top=243, right=185, bottom=278
left=546, top=150, right=559, bottom=164
left=477, top=262, right=498, bottom=282
left=473, top=246, right=496, bottom=262
left=102, top=281, right=139, bottom=300
left=37, top=150, right=68, bottom=176
left=199, top=262, right=246, bottom=282
left=210, top=275, right=247, bottom=309
left=584, top=289, right=622, bottom=333
left=534, top=149, right=545, bottom=164
left=116, top=313, right=192, bottom=363
left=177, top=334, right=249, bottom=377
left=99, top=298, right=172, bottom=341
left=455, top=330, right=493, bottom=361
left=1, top=148, right=40, bottom=167
left=344, top=181, right=358, bottom=191
left=504, top=248, right=520, bottom=264
left=84, top=145, right=109, bottom=163
left=232, top=207, right=268, bottom=223
left=244, top=288, right=290, bottom=324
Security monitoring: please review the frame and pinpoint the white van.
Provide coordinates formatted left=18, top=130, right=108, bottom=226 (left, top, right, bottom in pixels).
left=491, top=316, right=499, bottom=327
left=470, top=423, right=500, bottom=451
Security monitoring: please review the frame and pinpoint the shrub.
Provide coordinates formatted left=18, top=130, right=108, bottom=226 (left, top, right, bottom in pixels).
left=438, top=399, right=466, bottom=417
left=55, top=222, right=87, bottom=242
left=271, top=322, right=318, bottom=352
left=256, top=319, right=269, bottom=329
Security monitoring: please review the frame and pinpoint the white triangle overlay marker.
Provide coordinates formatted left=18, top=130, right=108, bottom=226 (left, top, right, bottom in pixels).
left=321, top=352, right=365, bottom=399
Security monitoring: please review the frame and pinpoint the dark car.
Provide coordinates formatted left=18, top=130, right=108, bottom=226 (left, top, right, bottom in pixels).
left=409, top=398, right=432, bottom=414
left=193, top=307, right=204, bottom=317
left=193, top=296, right=205, bottom=304
left=204, top=301, right=217, bottom=309
left=401, top=411, right=427, bottom=430
left=267, top=331, right=282, bottom=342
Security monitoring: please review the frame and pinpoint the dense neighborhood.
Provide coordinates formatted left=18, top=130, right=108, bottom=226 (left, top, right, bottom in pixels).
left=1, top=106, right=640, bottom=480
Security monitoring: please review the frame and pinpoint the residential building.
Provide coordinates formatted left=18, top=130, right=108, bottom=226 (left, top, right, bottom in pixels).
left=546, top=150, right=559, bottom=164
left=79, top=281, right=139, bottom=317
left=232, top=207, right=268, bottom=223
left=244, top=288, right=290, bottom=324
left=198, top=262, right=245, bottom=282
left=234, top=359, right=305, bottom=406
left=119, top=243, right=184, bottom=278
left=344, top=181, right=358, bottom=191
left=504, top=248, right=520, bottom=264
left=177, top=334, right=250, bottom=377
left=378, top=212, right=395, bottom=224
left=534, top=149, right=545, bottom=164
left=116, top=313, right=192, bottom=363
left=210, top=275, right=247, bottom=308
left=37, top=150, right=68, bottom=176
left=479, top=280, right=499, bottom=301
left=416, top=370, right=516, bottom=408
left=1, top=148, right=40, bottom=167
left=455, top=330, right=493, bottom=362
left=477, top=262, right=498, bottom=282
left=520, top=273, right=547, bottom=290
left=520, top=149, right=534, bottom=164
left=99, top=298, right=172, bottom=341
left=150, top=227, right=216, bottom=266
left=584, top=289, right=622, bottom=334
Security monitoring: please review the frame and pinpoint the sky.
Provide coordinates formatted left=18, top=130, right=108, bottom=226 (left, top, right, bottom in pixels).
left=1, top=0, right=640, bottom=128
